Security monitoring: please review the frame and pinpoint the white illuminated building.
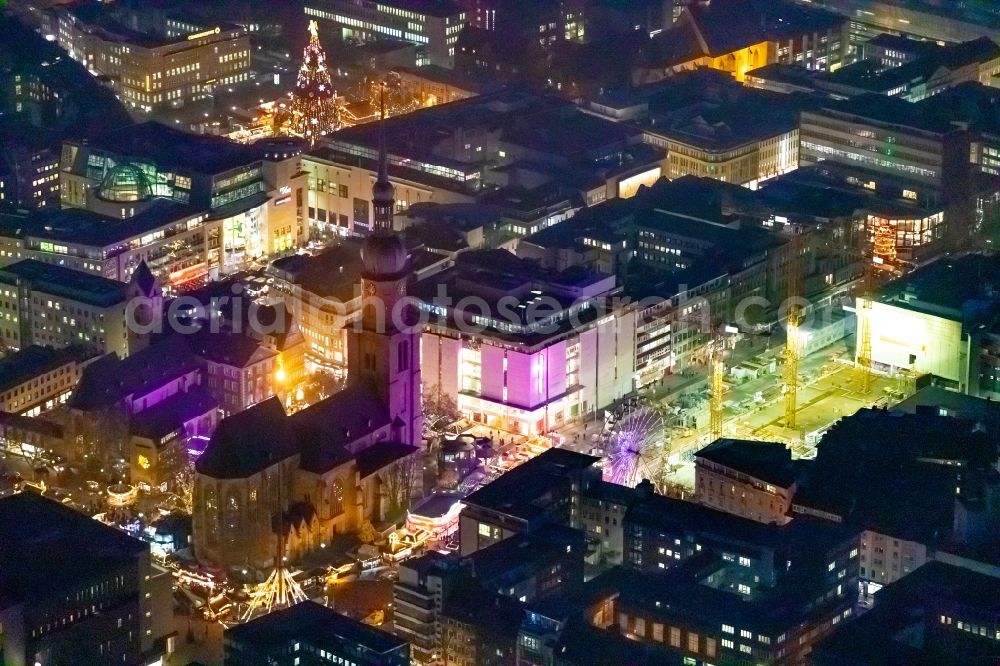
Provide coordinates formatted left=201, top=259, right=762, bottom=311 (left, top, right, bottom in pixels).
left=415, top=250, right=636, bottom=436
left=857, top=253, right=1000, bottom=398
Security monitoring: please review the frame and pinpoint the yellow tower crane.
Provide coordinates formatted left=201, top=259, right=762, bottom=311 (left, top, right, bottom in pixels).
left=783, top=230, right=803, bottom=430
left=856, top=254, right=875, bottom=394
left=857, top=216, right=896, bottom=393
left=709, top=334, right=725, bottom=442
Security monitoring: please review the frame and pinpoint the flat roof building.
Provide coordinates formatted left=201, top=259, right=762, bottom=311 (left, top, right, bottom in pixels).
left=54, top=4, right=251, bottom=114
left=412, top=249, right=636, bottom=437
left=857, top=253, right=1000, bottom=398
left=0, top=492, right=174, bottom=666
left=225, top=601, right=409, bottom=666
left=0, top=344, right=93, bottom=416
left=304, top=0, right=469, bottom=68
left=59, top=124, right=309, bottom=284
left=0, top=259, right=137, bottom=357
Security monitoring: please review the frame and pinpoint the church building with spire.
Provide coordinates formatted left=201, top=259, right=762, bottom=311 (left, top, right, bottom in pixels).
left=192, top=107, right=423, bottom=568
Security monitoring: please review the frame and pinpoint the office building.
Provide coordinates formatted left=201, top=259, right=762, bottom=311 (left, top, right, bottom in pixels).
left=593, top=70, right=803, bottom=189
left=458, top=448, right=601, bottom=556
left=0, top=345, right=92, bottom=416
left=0, top=260, right=141, bottom=357
left=60, top=125, right=308, bottom=283
left=394, top=552, right=465, bottom=665
left=304, top=0, right=468, bottom=68
left=694, top=438, right=798, bottom=525
left=225, top=601, right=410, bottom=666
left=807, top=0, right=1000, bottom=53
left=638, top=0, right=848, bottom=83
left=55, top=4, right=251, bottom=113
left=301, top=90, right=665, bottom=238
left=413, top=250, right=636, bottom=436
left=750, top=37, right=1000, bottom=102
left=0, top=201, right=219, bottom=289
left=793, top=407, right=1000, bottom=589
left=267, top=241, right=365, bottom=374
left=438, top=583, right=523, bottom=666
left=611, top=492, right=860, bottom=664
left=814, top=561, right=1000, bottom=665
left=0, top=492, right=174, bottom=666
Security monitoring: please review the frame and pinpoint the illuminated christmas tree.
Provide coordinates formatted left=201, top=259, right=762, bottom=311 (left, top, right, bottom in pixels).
left=873, top=216, right=897, bottom=268
left=290, top=20, right=339, bottom=144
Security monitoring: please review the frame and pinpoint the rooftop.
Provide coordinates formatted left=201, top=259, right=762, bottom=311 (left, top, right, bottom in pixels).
left=0, top=492, right=147, bottom=607
left=69, top=337, right=201, bottom=412
left=646, top=0, right=844, bottom=66
left=815, top=561, right=1000, bottom=665
left=0, top=260, right=127, bottom=308
left=695, top=438, right=797, bottom=487
left=0, top=200, right=201, bottom=249
left=462, top=448, right=599, bottom=521
left=195, top=397, right=294, bottom=479
left=0, top=345, right=92, bottom=394
left=85, top=121, right=266, bottom=174
left=129, top=385, right=217, bottom=442
left=269, top=242, right=365, bottom=302
left=226, top=601, right=407, bottom=655
left=876, top=252, right=1000, bottom=323
left=794, top=408, right=998, bottom=543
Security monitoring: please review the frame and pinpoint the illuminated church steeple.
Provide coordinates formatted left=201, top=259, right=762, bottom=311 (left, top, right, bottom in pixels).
left=371, top=86, right=395, bottom=232
left=348, top=88, right=422, bottom=447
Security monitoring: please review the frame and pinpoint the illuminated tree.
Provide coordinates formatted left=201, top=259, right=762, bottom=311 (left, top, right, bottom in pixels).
left=359, top=518, right=378, bottom=544
left=290, top=20, right=339, bottom=144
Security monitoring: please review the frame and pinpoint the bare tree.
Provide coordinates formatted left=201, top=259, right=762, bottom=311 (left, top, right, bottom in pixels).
left=422, top=384, right=460, bottom=433
left=384, top=456, right=418, bottom=517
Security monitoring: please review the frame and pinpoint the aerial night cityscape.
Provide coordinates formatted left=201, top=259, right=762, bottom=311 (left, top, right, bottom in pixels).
left=2, top=0, right=1000, bottom=665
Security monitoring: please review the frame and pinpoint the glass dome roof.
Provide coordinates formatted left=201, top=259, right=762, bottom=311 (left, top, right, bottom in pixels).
left=97, top=163, right=152, bottom=203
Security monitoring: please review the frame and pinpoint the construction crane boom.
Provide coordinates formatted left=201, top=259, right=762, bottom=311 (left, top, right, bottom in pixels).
left=857, top=256, right=874, bottom=394
left=710, top=336, right=724, bottom=441
left=783, top=230, right=803, bottom=430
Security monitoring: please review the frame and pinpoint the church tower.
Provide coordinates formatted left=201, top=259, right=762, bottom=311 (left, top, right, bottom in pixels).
left=347, top=88, right=423, bottom=447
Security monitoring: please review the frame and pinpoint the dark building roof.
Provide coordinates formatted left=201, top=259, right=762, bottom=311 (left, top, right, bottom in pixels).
left=814, top=561, right=1000, bottom=666
left=646, top=0, right=844, bottom=65
left=226, top=601, right=408, bottom=655
left=129, top=385, right=217, bottom=441
left=626, top=491, right=784, bottom=549
left=875, top=252, right=1000, bottom=323
left=355, top=440, right=420, bottom=478
left=695, top=438, right=797, bottom=487
left=555, top=619, right=685, bottom=666
left=462, top=448, right=599, bottom=520
left=85, top=121, right=265, bottom=174
left=0, top=259, right=127, bottom=308
left=0, top=199, right=200, bottom=248
left=894, top=386, right=1000, bottom=436
left=195, top=397, right=294, bottom=479
left=0, top=492, right=146, bottom=607
left=291, top=383, right=391, bottom=473
left=268, top=241, right=364, bottom=301
left=794, top=408, right=998, bottom=543
left=69, top=336, right=201, bottom=411
left=0, top=345, right=92, bottom=394
left=466, top=524, right=585, bottom=584
left=184, top=328, right=276, bottom=368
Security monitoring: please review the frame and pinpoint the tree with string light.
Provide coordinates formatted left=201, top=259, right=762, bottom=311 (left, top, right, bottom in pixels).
left=290, top=20, right=339, bottom=144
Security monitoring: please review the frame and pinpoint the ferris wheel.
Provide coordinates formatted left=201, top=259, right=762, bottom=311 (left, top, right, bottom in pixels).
left=602, top=400, right=666, bottom=488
